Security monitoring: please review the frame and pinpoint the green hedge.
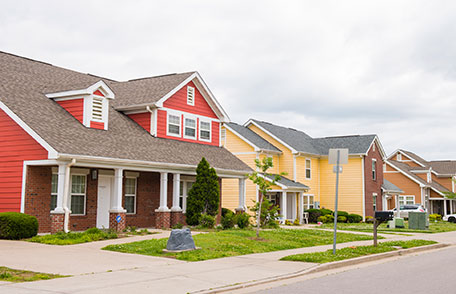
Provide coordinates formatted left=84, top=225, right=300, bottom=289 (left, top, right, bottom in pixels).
left=0, top=212, right=38, bottom=240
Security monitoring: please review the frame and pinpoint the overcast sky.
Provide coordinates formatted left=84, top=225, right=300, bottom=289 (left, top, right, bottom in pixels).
left=1, top=1, right=456, bottom=160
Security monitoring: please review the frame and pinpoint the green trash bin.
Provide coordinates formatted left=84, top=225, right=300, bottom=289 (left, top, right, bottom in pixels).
left=408, top=211, right=427, bottom=230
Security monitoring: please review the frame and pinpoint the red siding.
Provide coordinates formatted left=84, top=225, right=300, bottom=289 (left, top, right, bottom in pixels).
left=57, top=99, right=84, bottom=123
left=0, top=109, right=48, bottom=212
left=156, top=109, right=220, bottom=146
left=128, top=112, right=151, bottom=133
left=163, top=81, right=217, bottom=118
left=90, top=121, right=105, bottom=130
left=93, top=90, right=104, bottom=97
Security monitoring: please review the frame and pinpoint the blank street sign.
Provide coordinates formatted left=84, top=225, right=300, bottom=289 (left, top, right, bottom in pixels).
left=328, top=149, right=349, bottom=165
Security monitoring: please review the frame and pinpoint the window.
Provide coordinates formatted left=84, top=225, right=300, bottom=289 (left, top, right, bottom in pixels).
left=92, top=97, right=104, bottom=121
left=124, top=178, right=137, bottom=214
left=303, top=194, right=314, bottom=210
left=179, top=181, right=194, bottom=212
left=266, top=193, right=280, bottom=206
left=305, top=159, right=311, bottom=179
left=397, top=153, right=402, bottom=161
left=167, top=113, right=181, bottom=136
left=373, top=144, right=376, bottom=152
left=184, top=117, right=196, bottom=139
left=221, top=128, right=226, bottom=145
left=399, top=195, right=415, bottom=206
left=427, top=172, right=432, bottom=183
left=373, top=193, right=377, bottom=212
left=70, top=175, right=86, bottom=215
left=187, top=86, right=195, bottom=106
left=200, top=121, right=211, bottom=141
left=50, top=173, right=58, bottom=211
left=372, top=159, right=377, bottom=181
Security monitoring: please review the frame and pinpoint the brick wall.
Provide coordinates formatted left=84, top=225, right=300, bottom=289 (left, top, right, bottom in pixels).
left=69, top=174, right=98, bottom=231
left=364, top=141, right=384, bottom=217
left=24, top=166, right=52, bottom=233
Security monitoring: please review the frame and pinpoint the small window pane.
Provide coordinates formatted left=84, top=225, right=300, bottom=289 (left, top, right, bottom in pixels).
left=125, top=178, right=136, bottom=195
left=51, top=174, right=58, bottom=194
left=50, top=195, right=57, bottom=211
left=71, top=195, right=85, bottom=215
left=201, top=121, right=210, bottom=130
left=125, top=196, right=135, bottom=214
left=71, top=175, right=86, bottom=194
left=169, top=115, right=180, bottom=125
left=169, top=124, right=180, bottom=135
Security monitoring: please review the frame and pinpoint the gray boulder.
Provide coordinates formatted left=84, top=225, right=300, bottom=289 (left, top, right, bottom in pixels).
left=166, top=228, right=196, bottom=251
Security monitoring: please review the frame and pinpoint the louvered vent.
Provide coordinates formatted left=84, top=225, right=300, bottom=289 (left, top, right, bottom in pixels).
left=187, top=86, right=195, bottom=106
left=92, top=97, right=103, bottom=120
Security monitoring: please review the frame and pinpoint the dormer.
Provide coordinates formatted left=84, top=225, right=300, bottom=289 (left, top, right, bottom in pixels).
left=46, top=81, right=115, bottom=130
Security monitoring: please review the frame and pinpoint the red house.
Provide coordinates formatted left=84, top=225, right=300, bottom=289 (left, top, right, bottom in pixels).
left=0, top=52, right=250, bottom=233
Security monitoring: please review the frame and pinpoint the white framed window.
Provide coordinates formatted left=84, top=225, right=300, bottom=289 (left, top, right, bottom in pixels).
left=167, top=113, right=181, bottom=137
left=305, top=159, right=311, bottom=180
left=427, top=172, right=432, bottom=183
left=50, top=173, right=58, bottom=211
left=373, top=193, right=377, bottom=212
left=124, top=177, right=137, bottom=214
left=187, top=86, right=195, bottom=106
left=70, top=175, right=86, bottom=215
left=303, top=194, right=314, bottom=210
left=199, top=120, right=211, bottom=142
left=184, top=117, right=197, bottom=139
left=372, top=159, right=377, bottom=181
left=179, top=181, right=194, bottom=212
left=397, top=153, right=402, bottom=161
left=91, top=96, right=104, bottom=121
left=399, top=195, right=415, bottom=206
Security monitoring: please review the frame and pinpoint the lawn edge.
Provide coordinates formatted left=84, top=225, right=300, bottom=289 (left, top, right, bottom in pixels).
left=190, top=242, right=449, bottom=294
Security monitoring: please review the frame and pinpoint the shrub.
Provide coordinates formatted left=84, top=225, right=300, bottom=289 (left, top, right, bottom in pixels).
left=293, top=218, right=300, bottom=226
left=337, top=216, right=347, bottom=223
left=365, top=216, right=374, bottom=223
left=221, top=212, right=235, bottom=229
left=199, top=214, right=215, bottom=229
left=318, top=215, right=334, bottom=223
left=306, top=209, right=321, bottom=223
left=429, top=214, right=442, bottom=222
left=337, top=211, right=349, bottom=218
left=317, top=215, right=327, bottom=223
left=235, top=212, right=250, bottom=229
left=320, top=208, right=333, bottom=216
left=0, top=212, right=38, bottom=240
left=284, top=219, right=293, bottom=226
left=172, top=223, right=184, bottom=229
left=221, top=208, right=232, bottom=217
left=85, top=227, right=102, bottom=234
left=347, top=214, right=363, bottom=223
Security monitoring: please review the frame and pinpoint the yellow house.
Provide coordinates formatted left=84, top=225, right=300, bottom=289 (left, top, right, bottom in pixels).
left=222, top=119, right=387, bottom=221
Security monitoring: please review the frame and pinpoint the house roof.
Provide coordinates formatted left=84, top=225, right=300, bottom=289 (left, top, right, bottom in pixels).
left=225, top=122, right=281, bottom=153
left=429, top=161, right=456, bottom=175
left=382, top=179, right=403, bottom=193
left=399, top=150, right=428, bottom=166
left=247, top=119, right=377, bottom=156
left=0, top=51, right=251, bottom=174
left=262, top=174, right=309, bottom=190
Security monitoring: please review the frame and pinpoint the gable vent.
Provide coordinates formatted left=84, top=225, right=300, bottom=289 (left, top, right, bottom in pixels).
left=187, top=86, right=195, bottom=106
left=92, top=97, right=103, bottom=121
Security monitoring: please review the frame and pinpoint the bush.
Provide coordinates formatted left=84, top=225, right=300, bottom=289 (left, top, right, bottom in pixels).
left=284, top=219, right=293, bottom=226
left=85, top=227, right=102, bottom=234
left=235, top=212, right=250, bottom=229
left=337, top=216, right=347, bottom=223
left=221, top=212, right=235, bottom=229
left=347, top=214, right=363, bottom=223
left=306, top=209, right=321, bottom=223
left=221, top=208, right=232, bottom=217
left=172, top=223, right=184, bottom=229
left=317, top=215, right=326, bottom=223
left=293, top=218, right=300, bottom=226
left=318, top=215, right=334, bottom=223
left=0, top=212, right=38, bottom=240
left=320, top=208, right=333, bottom=216
left=429, top=214, right=442, bottom=222
left=199, top=214, right=215, bottom=229
left=337, top=211, right=349, bottom=218
left=365, top=216, right=374, bottom=223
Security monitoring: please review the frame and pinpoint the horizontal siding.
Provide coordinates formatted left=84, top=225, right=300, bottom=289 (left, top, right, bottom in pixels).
left=223, top=128, right=255, bottom=154
left=221, top=178, right=257, bottom=215
left=163, top=81, right=217, bottom=118
left=57, top=98, right=84, bottom=123
left=90, top=121, right=104, bottom=130
left=385, top=170, right=422, bottom=203
left=0, top=109, right=48, bottom=212
left=296, top=156, right=319, bottom=196
left=128, top=112, right=151, bottom=132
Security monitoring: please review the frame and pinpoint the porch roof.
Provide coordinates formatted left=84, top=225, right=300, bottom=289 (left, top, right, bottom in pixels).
left=262, top=173, right=309, bottom=190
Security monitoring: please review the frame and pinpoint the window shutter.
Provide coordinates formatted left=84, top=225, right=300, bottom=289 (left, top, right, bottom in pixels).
left=92, top=97, right=103, bottom=120
left=187, top=86, right=195, bottom=105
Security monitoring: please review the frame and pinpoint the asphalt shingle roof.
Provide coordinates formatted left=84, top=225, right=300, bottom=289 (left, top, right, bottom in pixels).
left=225, top=122, right=281, bottom=153
left=249, top=119, right=376, bottom=155
left=382, top=179, right=403, bottom=193
left=262, top=174, right=309, bottom=190
left=0, top=51, right=251, bottom=173
left=429, top=161, right=456, bottom=175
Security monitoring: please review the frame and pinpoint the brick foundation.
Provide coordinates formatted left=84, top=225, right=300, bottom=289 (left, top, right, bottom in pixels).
left=50, top=213, right=64, bottom=233
left=155, top=211, right=171, bottom=229
left=109, top=212, right=127, bottom=232
left=170, top=211, right=186, bottom=227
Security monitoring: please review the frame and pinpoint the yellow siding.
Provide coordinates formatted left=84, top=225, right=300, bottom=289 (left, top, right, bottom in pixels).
left=319, top=157, right=364, bottom=215
left=259, top=154, right=280, bottom=174
left=296, top=156, right=319, bottom=198
left=221, top=178, right=257, bottom=214
left=223, top=127, right=256, bottom=154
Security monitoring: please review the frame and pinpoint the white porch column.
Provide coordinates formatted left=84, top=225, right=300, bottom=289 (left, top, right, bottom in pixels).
left=171, top=173, right=181, bottom=211
left=292, top=193, right=297, bottom=220
left=444, top=199, right=448, bottom=216
left=298, top=192, right=304, bottom=224
left=236, top=178, right=246, bottom=211
left=281, top=191, right=287, bottom=220
left=52, top=164, right=66, bottom=214
left=110, top=168, right=125, bottom=212
left=157, top=172, right=169, bottom=211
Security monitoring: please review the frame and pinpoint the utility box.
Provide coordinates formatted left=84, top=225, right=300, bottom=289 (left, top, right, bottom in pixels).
left=408, top=212, right=427, bottom=230
left=388, top=217, right=405, bottom=229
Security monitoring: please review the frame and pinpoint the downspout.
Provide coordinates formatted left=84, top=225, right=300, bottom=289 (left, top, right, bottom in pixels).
left=63, top=159, right=76, bottom=233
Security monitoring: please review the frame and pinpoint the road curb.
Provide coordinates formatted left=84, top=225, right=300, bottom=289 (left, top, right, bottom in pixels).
left=191, top=243, right=449, bottom=294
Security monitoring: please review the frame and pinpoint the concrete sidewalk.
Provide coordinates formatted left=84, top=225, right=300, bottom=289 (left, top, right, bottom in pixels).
left=0, top=229, right=454, bottom=294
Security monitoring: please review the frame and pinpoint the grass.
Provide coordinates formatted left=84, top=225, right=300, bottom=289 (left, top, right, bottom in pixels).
left=281, top=239, right=437, bottom=263
left=317, top=221, right=456, bottom=234
left=28, top=228, right=118, bottom=245
left=102, top=228, right=376, bottom=261
left=0, top=266, right=67, bottom=283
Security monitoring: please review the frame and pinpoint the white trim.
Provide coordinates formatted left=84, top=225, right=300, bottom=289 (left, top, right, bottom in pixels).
left=46, top=80, right=115, bottom=100
left=166, top=112, right=182, bottom=137
left=183, top=116, right=197, bottom=140
left=387, top=149, right=426, bottom=167
left=398, top=195, right=415, bottom=206
left=362, top=157, right=365, bottom=220
left=293, top=155, right=297, bottom=181
left=232, top=152, right=258, bottom=155
left=224, top=124, right=260, bottom=152
left=384, top=171, right=400, bottom=173
left=305, top=158, right=312, bottom=180
left=244, top=120, right=298, bottom=154
left=0, top=101, right=58, bottom=158
left=124, top=177, right=137, bottom=215
left=160, top=107, right=220, bottom=123
left=20, top=162, right=28, bottom=213
left=199, top=119, right=212, bottom=142
left=186, top=86, right=195, bottom=106
left=69, top=174, right=87, bottom=216
left=386, top=160, right=428, bottom=187
left=153, top=108, right=158, bottom=136
left=372, top=158, right=377, bottom=181
left=366, top=136, right=387, bottom=159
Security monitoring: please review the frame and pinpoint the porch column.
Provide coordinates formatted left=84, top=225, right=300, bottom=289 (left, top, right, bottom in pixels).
left=444, top=199, right=448, bottom=216
left=292, top=193, right=297, bottom=220
left=281, top=191, right=287, bottom=220
left=298, top=192, right=303, bottom=224
left=171, top=173, right=181, bottom=211
left=158, top=172, right=169, bottom=211
left=109, top=168, right=126, bottom=232
left=52, top=164, right=66, bottom=214
left=236, top=178, right=246, bottom=212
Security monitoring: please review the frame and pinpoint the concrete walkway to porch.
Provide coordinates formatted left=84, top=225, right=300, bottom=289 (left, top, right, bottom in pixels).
left=0, top=228, right=455, bottom=294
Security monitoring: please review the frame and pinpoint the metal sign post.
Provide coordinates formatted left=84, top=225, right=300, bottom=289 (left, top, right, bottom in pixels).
left=329, top=149, right=348, bottom=255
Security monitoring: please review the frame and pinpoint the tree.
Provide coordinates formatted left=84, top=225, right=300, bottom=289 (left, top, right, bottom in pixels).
left=185, top=157, right=220, bottom=225
left=248, top=157, right=286, bottom=238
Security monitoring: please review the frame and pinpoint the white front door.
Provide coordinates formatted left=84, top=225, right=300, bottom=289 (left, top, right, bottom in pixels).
left=97, top=176, right=112, bottom=229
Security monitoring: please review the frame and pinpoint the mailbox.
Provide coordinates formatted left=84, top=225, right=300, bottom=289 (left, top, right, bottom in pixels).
left=374, top=211, right=394, bottom=222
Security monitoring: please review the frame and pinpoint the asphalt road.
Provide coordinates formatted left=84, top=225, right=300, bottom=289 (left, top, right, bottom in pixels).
left=254, top=246, right=456, bottom=294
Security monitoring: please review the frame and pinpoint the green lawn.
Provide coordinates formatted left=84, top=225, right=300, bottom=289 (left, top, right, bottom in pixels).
left=0, top=266, right=67, bottom=283
left=317, top=221, right=456, bottom=234
left=103, top=229, right=375, bottom=261
left=28, top=228, right=118, bottom=245
left=281, top=239, right=437, bottom=263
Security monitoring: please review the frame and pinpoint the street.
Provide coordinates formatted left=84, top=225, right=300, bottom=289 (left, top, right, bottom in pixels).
left=252, top=246, right=456, bottom=294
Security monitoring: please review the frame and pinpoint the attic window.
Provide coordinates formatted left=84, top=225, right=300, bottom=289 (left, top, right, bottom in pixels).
left=92, top=97, right=104, bottom=121
left=187, top=86, right=195, bottom=106
left=397, top=153, right=402, bottom=161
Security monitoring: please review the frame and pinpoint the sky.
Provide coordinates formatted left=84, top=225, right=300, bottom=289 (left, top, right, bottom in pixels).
left=1, top=0, right=456, bottom=160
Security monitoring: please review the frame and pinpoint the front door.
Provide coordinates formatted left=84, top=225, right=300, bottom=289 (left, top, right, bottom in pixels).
left=97, top=176, right=112, bottom=229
